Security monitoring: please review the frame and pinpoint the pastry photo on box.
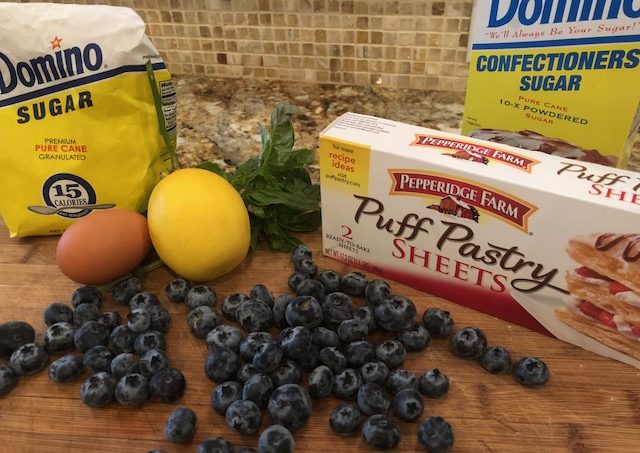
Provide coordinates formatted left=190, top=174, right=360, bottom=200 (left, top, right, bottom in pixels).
left=555, top=233, right=640, bottom=361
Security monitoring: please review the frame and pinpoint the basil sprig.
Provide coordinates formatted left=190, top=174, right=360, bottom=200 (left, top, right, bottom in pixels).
left=199, top=103, right=321, bottom=252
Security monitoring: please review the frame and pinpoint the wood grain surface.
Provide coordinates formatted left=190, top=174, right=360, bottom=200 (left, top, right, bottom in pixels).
left=0, top=220, right=639, bottom=453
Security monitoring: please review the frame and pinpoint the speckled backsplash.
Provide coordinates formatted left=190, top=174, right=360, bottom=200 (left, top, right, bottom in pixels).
left=25, top=0, right=473, bottom=92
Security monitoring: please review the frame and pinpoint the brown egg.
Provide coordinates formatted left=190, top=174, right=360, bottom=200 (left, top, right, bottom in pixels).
left=56, top=208, right=151, bottom=285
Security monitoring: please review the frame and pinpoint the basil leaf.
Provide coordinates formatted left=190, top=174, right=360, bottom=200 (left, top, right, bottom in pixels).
left=246, top=188, right=320, bottom=211
left=249, top=215, right=265, bottom=251
left=265, top=217, right=301, bottom=252
left=259, top=123, right=269, bottom=155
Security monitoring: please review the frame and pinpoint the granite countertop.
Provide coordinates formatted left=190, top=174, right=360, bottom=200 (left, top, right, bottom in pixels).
left=173, top=75, right=640, bottom=174
left=174, top=74, right=465, bottom=178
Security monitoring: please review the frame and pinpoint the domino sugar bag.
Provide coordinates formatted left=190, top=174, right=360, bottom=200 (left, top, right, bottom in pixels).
left=0, top=3, right=176, bottom=237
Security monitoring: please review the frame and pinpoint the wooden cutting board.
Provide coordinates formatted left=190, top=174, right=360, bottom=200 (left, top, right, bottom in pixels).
left=0, top=220, right=638, bottom=453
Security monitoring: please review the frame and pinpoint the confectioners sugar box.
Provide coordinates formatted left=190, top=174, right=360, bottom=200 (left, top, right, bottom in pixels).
left=319, top=112, right=640, bottom=368
left=462, top=0, right=640, bottom=168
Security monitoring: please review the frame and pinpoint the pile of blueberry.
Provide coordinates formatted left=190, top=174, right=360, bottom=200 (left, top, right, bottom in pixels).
left=157, top=279, right=300, bottom=452
left=1, top=242, right=550, bottom=453
left=0, top=279, right=186, bottom=409
left=154, top=244, right=549, bottom=453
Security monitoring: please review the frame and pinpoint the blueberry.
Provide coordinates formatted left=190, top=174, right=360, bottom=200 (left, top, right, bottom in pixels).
left=333, top=368, right=362, bottom=400
left=43, top=321, right=76, bottom=354
left=258, top=424, right=295, bottom=453
left=139, top=349, right=169, bottom=378
left=115, top=373, right=149, bottom=406
left=295, top=258, right=317, bottom=278
left=221, top=293, right=250, bottom=322
left=196, top=437, right=235, bottom=453
left=294, top=343, right=319, bottom=372
left=134, top=330, right=166, bottom=354
left=272, top=294, right=294, bottom=329
left=206, top=325, right=243, bottom=353
left=73, top=303, right=100, bottom=326
left=225, top=399, right=262, bottom=435
left=164, top=406, right=197, bottom=443
left=205, top=347, right=242, bottom=383
left=127, top=308, right=151, bottom=333
left=392, top=388, right=424, bottom=422
left=307, top=365, right=334, bottom=398
left=242, top=374, right=274, bottom=409
left=340, top=271, right=368, bottom=296
left=375, top=339, right=406, bottom=369
left=514, top=356, right=549, bottom=387
left=250, top=284, right=274, bottom=308
left=285, top=296, right=323, bottom=329
left=112, top=277, right=143, bottom=305
left=337, top=318, right=368, bottom=343
left=417, top=416, right=454, bottom=453
left=147, top=304, right=172, bottom=334
left=239, top=332, right=273, bottom=362
left=280, top=326, right=312, bottom=360
left=252, top=340, right=283, bottom=374
left=362, top=414, right=401, bottom=450
left=48, top=353, right=84, bottom=383
left=386, top=369, right=418, bottom=394
left=319, top=346, right=348, bottom=374
left=237, top=363, right=260, bottom=384
left=165, top=278, right=190, bottom=303
left=397, top=324, right=431, bottom=351
left=451, top=327, right=487, bottom=359
left=364, top=279, right=391, bottom=306
left=316, top=270, right=341, bottom=294
left=287, top=272, right=307, bottom=292
left=267, top=384, right=312, bottom=432
left=480, top=346, right=512, bottom=374
left=149, top=367, right=186, bottom=402
left=43, top=302, right=74, bottom=326
left=129, top=291, right=160, bottom=311
left=295, top=279, right=325, bottom=301
left=312, top=326, right=340, bottom=348
left=0, top=363, right=18, bottom=395
left=375, top=295, right=416, bottom=331
left=10, top=343, right=48, bottom=375
left=344, top=340, right=374, bottom=367
left=330, top=403, right=361, bottom=436
left=360, top=361, right=390, bottom=386
left=321, top=292, right=353, bottom=316
left=110, top=352, right=140, bottom=379
left=98, top=311, right=122, bottom=332
left=354, top=305, right=379, bottom=332
left=236, top=299, right=273, bottom=332
left=270, top=360, right=302, bottom=387
left=71, top=285, right=104, bottom=308
left=357, top=382, right=391, bottom=416
left=418, top=368, right=450, bottom=398
left=83, top=345, right=114, bottom=373
left=422, top=307, right=454, bottom=338
left=110, top=325, right=137, bottom=354
left=80, top=372, right=116, bottom=407
left=185, top=284, right=217, bottom=310
left=211, top=381, right=243, bottom=415
left=186, top=306, right=220, bottom=338
left=322, top=308, right=352, bottom=332
left=291, top=243, right=312, bottom=265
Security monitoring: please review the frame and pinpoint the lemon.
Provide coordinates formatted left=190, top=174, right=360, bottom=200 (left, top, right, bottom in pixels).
left=147, top=168, right=251, bottom=282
